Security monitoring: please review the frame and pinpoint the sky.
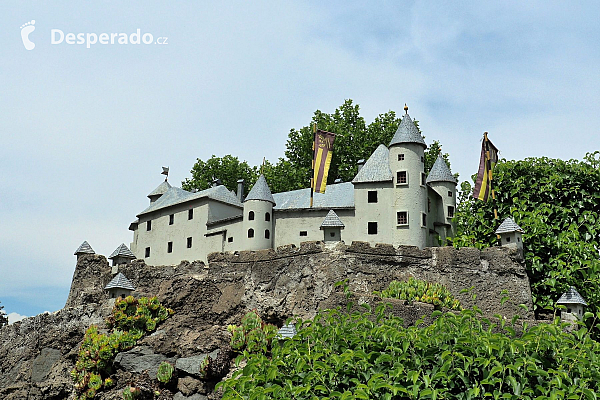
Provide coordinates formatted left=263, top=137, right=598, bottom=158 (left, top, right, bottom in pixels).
left=1, top=1, right=599, bottom=320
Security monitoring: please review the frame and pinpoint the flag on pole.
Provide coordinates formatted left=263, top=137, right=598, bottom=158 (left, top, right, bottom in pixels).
left=473, top=133, right=498, bottom=201
left=312, top=129, right=336, bottom=194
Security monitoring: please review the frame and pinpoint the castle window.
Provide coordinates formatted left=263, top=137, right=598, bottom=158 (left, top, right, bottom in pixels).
left=167, top=241, right=173, bottom=253
left=368, top=222, right=377, bottom=235
left=169, top=214, right=174, bottom=225
left=188, top=209, right=194, bottom=220
left=398, top=154, right=405, bottom=161
left=428, top=198, right=431, bottom=212
left=248, top=228, right=254, bottom=238
left=448, top=191, right=453, bottom=197
left=421, top=156, right=424, bottom=163
left=421, top=172, right=427, bottom=186
left=448, top=206, right=455, bottom=218
left=265, top=212, right=270, bottom=221
left=422, top=213, right=427, bottom=227
left=145, top=247, right=150, bottom=257
left=300, top=231, right=308, bottom=237
left=147, top=221, right=152, bottom=231
left=249, top=211, right=255, bottom=221
left=265, top=229, right=270, bottom=239
left=396, top=171, right=407, bottom=185
left=330, top=232, right=335, bottom=237
left=506, top=236, right=511, bottom=243
left=228, top=237, right=233, bottom=243
left=397, top=211, right=408, bottom=226
left=187, top=237, right=192, bottom=248
left=368, top=190, right=378, bottom=203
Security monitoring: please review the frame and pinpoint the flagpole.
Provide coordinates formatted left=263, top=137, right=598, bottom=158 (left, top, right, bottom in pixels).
left=310, top=123, right=316, bottom=208
left=484, top=132, right=501, bottom=242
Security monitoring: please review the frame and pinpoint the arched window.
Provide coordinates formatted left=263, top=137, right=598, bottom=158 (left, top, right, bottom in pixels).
left=248, top=228, right=254, bottom=238
left=265, top=229, right=270, bottom=239
left=265, top=212, right=270, bottom=221
left=248, top=211, right=255, bottom=221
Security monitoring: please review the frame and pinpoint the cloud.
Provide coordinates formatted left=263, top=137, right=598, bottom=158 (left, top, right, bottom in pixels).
left=8, top=312, right=28, bottom=324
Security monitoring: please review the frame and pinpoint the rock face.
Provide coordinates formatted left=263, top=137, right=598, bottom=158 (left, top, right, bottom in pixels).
left=0, top=242, right=533, bottom=399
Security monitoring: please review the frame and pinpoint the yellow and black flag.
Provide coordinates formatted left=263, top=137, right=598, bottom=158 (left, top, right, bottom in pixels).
left=473, top=133, right=498, bottom=201
left=312, top=129, right=336, bottom=194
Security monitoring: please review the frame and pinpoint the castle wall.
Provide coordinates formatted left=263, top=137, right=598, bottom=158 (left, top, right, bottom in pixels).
left=352, top=182, right=395, bottom=245
left=273, top=209, right=355, bottom=247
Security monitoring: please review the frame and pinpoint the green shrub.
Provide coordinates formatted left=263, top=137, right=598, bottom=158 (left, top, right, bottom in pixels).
left=218, top=304, right=600, bottom=399
left=71, top=296, right=174, bottom=399
left=226, top=310, right=278, bottom=355
left=122, top=386, right=141, bottom=400
left=157, top=361, right=174, bottom=384
left=375, top=277, right=461, bottom=310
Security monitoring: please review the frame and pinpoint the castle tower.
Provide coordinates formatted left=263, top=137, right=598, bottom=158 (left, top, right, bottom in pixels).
left=556, top=286, right=587, bottom=326
left=388, top=105, right=428, bottom=248
left=74, top=241, right=95, bottom=261
left=426, top=154, right=458, bottom=241
left=495, top=217, right=525, bottom=256
left=243, top=175, right=275, bottom=251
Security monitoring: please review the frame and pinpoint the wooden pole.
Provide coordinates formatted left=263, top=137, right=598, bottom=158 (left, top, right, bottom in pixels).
left=310, top=123, right=316, bottom=208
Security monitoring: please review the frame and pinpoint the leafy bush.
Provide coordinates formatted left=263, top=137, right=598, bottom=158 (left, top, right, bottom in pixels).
left=453, top=154, right=600, bottom=316
left=122, top=386, right=141, bottom=400
left=218, top=304, right=600, bottom=399
left=156, top=361, right=174, bottom=384
left=226, top=309, right=278, bottom=354
left=71, top=296, right=174, bottom=399
left=375, top=277, right=461, bottom=310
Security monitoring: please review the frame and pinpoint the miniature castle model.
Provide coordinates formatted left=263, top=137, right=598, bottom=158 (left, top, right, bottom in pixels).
left=556, top=286, right=587, bottom=323
left=104, top=272, right=136, bottom=299
left=127, top=107, right=458, bottom=265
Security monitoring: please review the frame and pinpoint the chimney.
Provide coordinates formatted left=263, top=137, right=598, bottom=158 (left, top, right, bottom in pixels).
left=357, top=159, right=365, bottom=172
left=237, top=179, right=245, bottom=202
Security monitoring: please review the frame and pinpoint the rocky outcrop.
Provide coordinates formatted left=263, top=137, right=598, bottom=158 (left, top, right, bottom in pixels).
left=0, top=241, right=533, bottom=399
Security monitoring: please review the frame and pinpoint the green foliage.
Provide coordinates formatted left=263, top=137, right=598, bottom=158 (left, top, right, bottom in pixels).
left=226, top=309, right=278, bottom=354
left=71, top=296, right=174, bottom=399
left=218, top=304, right=600, bottom=399
left=375, top=277, right=461, bottom=310
left=122, top=386, right=141, bottom=400
left=183, top=100, right=453, bottom=194
left=0, top=301, right=8, bottom=328
left=453, top=153, right=600, bottom=316
left=156, top=361, right=174, bottom=384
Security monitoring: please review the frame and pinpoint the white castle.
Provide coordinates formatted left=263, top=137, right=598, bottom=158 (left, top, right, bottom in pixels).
left=127, top=108, right=457, bottom=265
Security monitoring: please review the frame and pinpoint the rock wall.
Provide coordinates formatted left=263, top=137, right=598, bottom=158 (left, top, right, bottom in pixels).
left=0, top=241, right=533, bottom=399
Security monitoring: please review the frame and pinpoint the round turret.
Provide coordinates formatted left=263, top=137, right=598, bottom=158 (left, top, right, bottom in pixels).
left=243, top=175, right=275, bottom=251
left=426, top=154, right=458, bottom=238
left=388, top=106, right=428, bottom=248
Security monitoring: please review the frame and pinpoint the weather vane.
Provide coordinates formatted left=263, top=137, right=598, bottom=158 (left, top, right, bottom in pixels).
left=161, top=166, right=169, bottom=181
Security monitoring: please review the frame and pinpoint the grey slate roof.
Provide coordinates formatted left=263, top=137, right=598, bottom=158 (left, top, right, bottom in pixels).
left=109, top=243, right=136, bottom=260
left=426, top=154, right=457, bottom=184
left=389, top=113, right=427, bottom=148
left=495, top=217, right=525, bottom=234
left=147, top=180, right=172, bottom=198
left=244, top=175, right=275, bottom=205
left=352, top=144, right=393, bottom=184
left=321, top=210, right=345, bottom=228
left=74, top=241, right=95, bottom=255
left=137, top=184, right=243, bottom=217
left=277, top=323, right=297, bottom=339
left=557, top=286, right=587, bottom=306
left=104, top=272, right=136, bottom=291
left=273, top=182, right=354, bottom=210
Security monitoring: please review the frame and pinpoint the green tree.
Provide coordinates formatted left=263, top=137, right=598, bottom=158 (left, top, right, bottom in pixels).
left=0, top=301, right=7, bottom=328
left=453, top=152, right=600, bottom=316
left=181, top=155, right=258, bottom=196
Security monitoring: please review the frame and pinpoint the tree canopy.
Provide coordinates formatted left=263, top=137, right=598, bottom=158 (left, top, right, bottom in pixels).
left=182, top=100, right=452, bottom=195
left=453, top=152, right=600, bottom=316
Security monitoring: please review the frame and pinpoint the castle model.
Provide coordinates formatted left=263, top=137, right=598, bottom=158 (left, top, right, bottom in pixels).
left=128, top=107, right=457, bottom=265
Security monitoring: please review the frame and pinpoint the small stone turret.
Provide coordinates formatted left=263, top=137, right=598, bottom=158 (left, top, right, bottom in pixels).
left=108, top=243, right=136, bottom=267
left=74, top=241, right=95, bottom=260
left=243, top=175, right=275, bottom=251
left=495, top=217, right=525, bottom=256
left=426, top=154, right=457, bottom=240
left=320, top=210, right=344, bottom=242
left=557, top=286, right=587, bottom=324
left=104, top=272, right=136, bottom=299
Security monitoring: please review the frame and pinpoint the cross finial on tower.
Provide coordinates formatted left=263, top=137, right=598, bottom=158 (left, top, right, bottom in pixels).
left=404, top=103, right=408, bottom=114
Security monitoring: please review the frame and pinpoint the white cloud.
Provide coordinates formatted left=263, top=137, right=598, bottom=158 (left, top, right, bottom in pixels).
left=8, top=312, right=27, bottom=324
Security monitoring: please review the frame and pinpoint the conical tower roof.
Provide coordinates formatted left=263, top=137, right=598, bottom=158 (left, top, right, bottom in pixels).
left=74, top=241, right=95, bottom=255
left=389, top=107, right=426, bottom=148
left=426, top=154, right=457, bottom=184
left=320, top=209, right=345, bottom=228
left=244, top=175, right=275, bottom=205
left=104, top=272, right=136, bottom=291
left=352, top=144, right=393, bottom=183
left=495, top=217, right=525, bottom=234
left=557, top=286, right=587, bottom=306
left=147, top=180, right=172, bottom=198
left=109, top=243, right=136, bottom=260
